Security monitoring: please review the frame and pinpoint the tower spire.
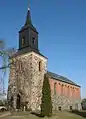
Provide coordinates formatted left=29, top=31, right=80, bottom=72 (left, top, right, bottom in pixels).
left=25, top=0, right=32, bottom=25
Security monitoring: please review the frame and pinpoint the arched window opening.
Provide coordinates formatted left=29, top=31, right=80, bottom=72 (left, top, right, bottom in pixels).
left=10, top=96, right=13, bottom=108
left=11, top=96, right=13, bottom=102
left=54, top=82, right=57, bottom=95
left=64, top=85, right=67, bottom=96
left=39, top=61, right=42, bottom=71
left=67, top=86, right=69, bottom=97
left=72, top=88, right=75, bottom=100
left=61, top=84, right=64, bottom=96
left=32, top=37, right=36, bottom=44
left=22, top=37, right=25, bottom=45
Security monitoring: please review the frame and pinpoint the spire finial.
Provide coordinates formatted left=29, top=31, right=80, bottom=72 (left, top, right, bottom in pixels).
left=25, top=0, right=32, bottom=25
left=28, top=0, right=30, bottom=11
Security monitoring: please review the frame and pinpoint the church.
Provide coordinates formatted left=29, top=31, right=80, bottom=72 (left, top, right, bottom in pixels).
left=7, top=5, right=81, bottom=111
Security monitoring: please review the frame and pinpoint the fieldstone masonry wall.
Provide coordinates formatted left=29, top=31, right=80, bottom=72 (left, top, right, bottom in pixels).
left=7, top=51, right=47, bottom=111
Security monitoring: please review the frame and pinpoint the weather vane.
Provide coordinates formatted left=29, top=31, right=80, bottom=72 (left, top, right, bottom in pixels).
left=28, top=0, right=30, bottom=11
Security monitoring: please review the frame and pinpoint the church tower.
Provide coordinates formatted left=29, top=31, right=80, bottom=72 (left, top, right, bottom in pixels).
left=7, top=5, right=47, bottom=111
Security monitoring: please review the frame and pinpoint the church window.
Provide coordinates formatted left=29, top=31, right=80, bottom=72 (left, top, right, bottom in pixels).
left=10, top=96, right=13, bottom=107
left=10, top=96, right=13, bottom=102
left=61, top=84, right=64, bottom=95
left=39, top=61, right=42, bottom=71
left=67, top=86, right=70, bottom=97
left=22, top=37, right=25, bottom=45
left=54, top=82, right=57, bottom=95
left=32, top=37, right=36, bottom=44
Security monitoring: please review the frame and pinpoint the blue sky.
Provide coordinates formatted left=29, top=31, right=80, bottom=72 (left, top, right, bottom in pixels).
left=0, top=0, right=86, bottom=98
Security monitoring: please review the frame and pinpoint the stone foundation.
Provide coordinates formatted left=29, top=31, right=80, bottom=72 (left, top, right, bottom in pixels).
left=52, top=94, right=82, bottom=111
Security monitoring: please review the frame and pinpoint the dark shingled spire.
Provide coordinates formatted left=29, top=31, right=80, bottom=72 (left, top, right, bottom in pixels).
left=22, top=6, right=37, bottom=32
left=25, top=7, right=32, bottom=25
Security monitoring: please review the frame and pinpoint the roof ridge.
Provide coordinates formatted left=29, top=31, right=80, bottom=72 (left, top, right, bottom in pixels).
left=47, top=71, right=80, bottom=87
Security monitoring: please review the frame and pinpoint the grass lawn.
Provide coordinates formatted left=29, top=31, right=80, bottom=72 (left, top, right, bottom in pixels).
left=0, top=111, right=86, bottom=119
left=0, top=112, right=9, bottom=115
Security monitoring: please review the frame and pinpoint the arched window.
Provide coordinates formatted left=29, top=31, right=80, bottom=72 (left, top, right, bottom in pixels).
left=67, top=86, right=70, bottom=97
left=32, top=37, right=36, bottom=44
left=22, top=37, right=25, bottom=45
left=11, top=96, right=13, bottom=102
left=72, top=87, right=75, bottom=99
left=61, top=84, right=64, bottom=96
left=39, top=61, right=42, bottom=71
left=10, top=96, right=13, bottom=107
left=54, top=82, right=57, bottom=95
left=64, top=85, right=67, bottom=96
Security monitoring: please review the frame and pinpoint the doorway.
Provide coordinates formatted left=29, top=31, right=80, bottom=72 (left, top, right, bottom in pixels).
left=70, top=106, right=72, bottom=110
left=16, top=94, right=21, bottom=109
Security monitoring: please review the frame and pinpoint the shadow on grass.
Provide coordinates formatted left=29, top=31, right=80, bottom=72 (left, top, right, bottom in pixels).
left=70, top=110, right=86, bottom=118
left=11, top=111, right=30, bottom=116
left=31, top=112, right=44, bottom=118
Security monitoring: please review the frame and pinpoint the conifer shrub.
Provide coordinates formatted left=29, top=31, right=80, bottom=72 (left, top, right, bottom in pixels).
left=41, top=74, right=52, bottom=117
